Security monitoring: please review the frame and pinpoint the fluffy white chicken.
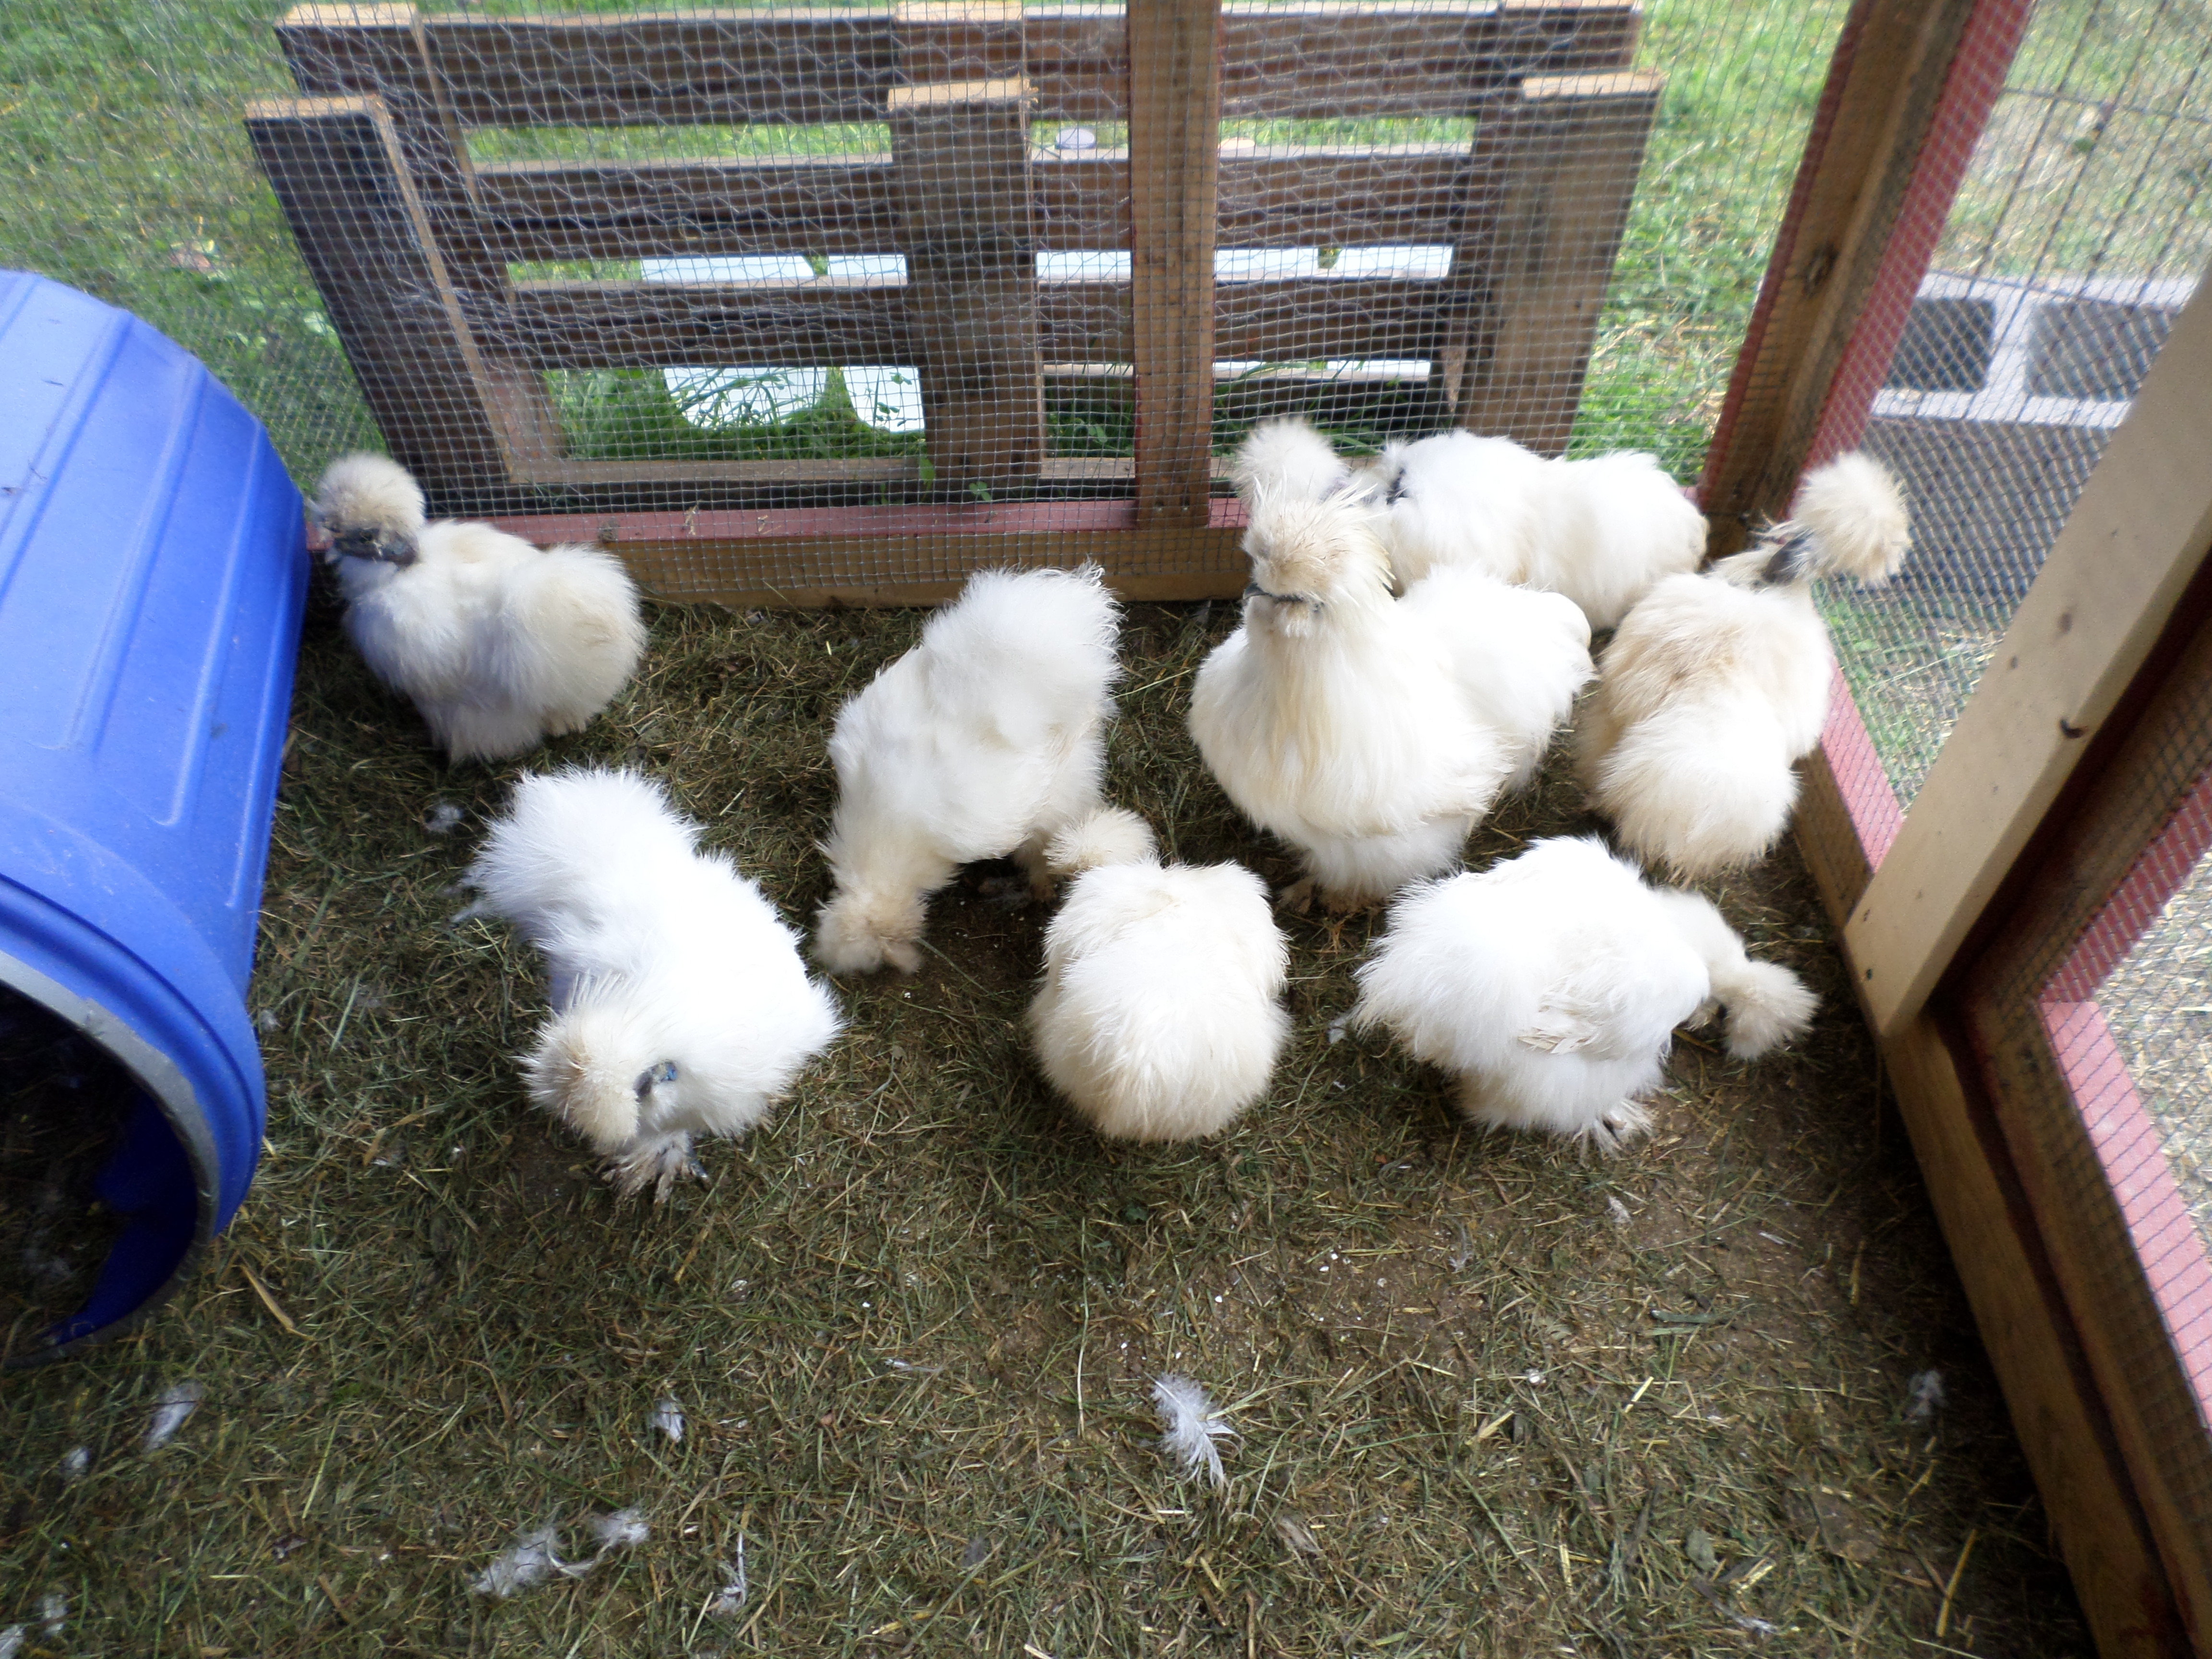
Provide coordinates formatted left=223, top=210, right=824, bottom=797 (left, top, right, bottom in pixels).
left=1367, top=426, right=1707, bottom=629
left=1353, top=835, right=1816, bottom=1151
left=313, top=453, right=647, bottom=763
left=814, top=565, right=1121, bottom=974
left=467, top=767, right=842, bottom=1199
left=1189, top=442, right=1591, bottom=910
left=1027, top=807, right=1290, bottom=1142
left=1580, top=451, right=1912, bottom=879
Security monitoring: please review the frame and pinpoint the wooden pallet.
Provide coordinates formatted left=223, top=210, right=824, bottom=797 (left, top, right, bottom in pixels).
left=248, top=0, right=1660, bottom=604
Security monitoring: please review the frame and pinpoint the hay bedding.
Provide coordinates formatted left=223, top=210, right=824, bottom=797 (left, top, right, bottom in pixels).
left=0, top=594, right=2087, bottom=1657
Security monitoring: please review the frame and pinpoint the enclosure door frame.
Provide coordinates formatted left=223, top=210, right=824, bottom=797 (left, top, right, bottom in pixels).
left=1791, top=276, right=2212, bottom=1659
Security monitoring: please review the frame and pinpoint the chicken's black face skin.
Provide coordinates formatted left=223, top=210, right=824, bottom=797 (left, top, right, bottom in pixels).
left=1755, top=527, right=1814, bottom=588
left=328, top=527, right=419, bottom=568
left=1243, top=581, right=1324, bottom=614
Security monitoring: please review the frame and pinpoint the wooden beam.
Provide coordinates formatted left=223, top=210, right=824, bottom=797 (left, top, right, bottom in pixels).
left=1129, top=0, right=1223, bottom=528
left=245, top=96, right=516, bottom=500
left=483, top=499, right=1251, bottom=607
left=889, top=77, right=1047, bottom=490
left=278, top=4, right=565, bottom=471
left=475, top=147, right=1473, bottom=263
left=1876, top=1015, right=2190, bottom=1659
left=1695, top=0, right=1982, bottom=554
left=1444, top=69, right=1661, bottom=455
left=490, top=274, right=1448, bottom=372
left=1844, top=276, right=2212, bottom=1038
left=391, top=3, right=1638, bottom=128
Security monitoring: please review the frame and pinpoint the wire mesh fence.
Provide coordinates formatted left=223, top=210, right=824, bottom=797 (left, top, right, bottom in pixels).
left=2, top=0, right=1848, bottom=561
left=1820, top=0, right=2212, bottom=808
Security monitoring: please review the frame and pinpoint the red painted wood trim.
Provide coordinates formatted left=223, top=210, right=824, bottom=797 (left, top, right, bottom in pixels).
left=1820, top=664, right=1905, bottom=867
left=1806, top=0, right=2034, bottom=465
left=2047, top=764, right=2212, bottom=1000
left=2037, top=998, right=2212, bottom=1424
left=481, top=496, right=1251, bottom=547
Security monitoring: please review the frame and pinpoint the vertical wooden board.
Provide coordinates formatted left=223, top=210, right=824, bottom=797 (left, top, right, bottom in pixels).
left=245, top=96, right=514, bottom=497
left=1447, top=71, right=1660, bottom=456
left=278, top=3, right=564, bottom=470
left=1695, top=0, right=1981, bottom=553
left=890, top=81, right=1047, bottom=488
left=1880, top=1017, right=2192, bottom=1659
left=1128, top=0, right=1221, bottom=529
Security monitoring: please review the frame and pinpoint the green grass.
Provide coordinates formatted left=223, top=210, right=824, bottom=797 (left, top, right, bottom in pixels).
left=0, top=0, right=377, bottom=480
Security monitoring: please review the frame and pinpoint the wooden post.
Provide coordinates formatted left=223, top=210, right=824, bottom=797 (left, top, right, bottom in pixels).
left=888, top=79, right=1047, bottom=493
left=1695, top=0, right=1982, bottom=554
left=278, top=4, right=565, bottom=474
left=1445, top=70, right=1661, bottom=454
left=246, top=96, right=517, bottom=500
left=1128, top=0, right=1221, bottom=529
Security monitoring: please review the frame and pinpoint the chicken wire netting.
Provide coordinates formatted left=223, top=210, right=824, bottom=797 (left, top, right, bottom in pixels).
left=1970, top=639, right=2212, bottom=1560
left=2, top=0, right=1846, bottom=564
left=1816, top=0, right=2212, bottom=814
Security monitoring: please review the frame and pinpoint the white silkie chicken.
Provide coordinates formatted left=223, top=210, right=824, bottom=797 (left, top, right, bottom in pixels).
left=313, top=453, right=647, bottom=763
left=1367, top=425, right=1708, bottom=630
left=467, top=768, right=842, bottom=1200
left=1580, top=451, right=1912, bottom=880
left=1027, top=807, right=1290, bottom=1142
left=1353, top=835, right=1816, bottom=1151
left=813, top=565, right=1121, bottom=974
left=1189, top=436, right=1592, bottom=910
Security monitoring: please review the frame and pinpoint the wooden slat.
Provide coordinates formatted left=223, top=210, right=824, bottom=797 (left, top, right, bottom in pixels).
left=1695, top=0, right=1983, bottom=555
left=491, top=277, right=911, bottom=367
left=1130, top=0, right=1223, bottom=527
left=280, top=4, right=565, bottom=469
left=1845, top=277, right=2212, bottom=1038
left=1445, top=70, right=1661, bottom=455
left=890, top=78, right=1046, bottom=487
left=246, top=96, right=518, bottom=501
left=486, top=500, right=1251, bottom=607
left=476, top=154, right=904, bottom=260
left=381, top=2, right=1637, bottom=129
left=476, top=147, right=1470, bottom=262
left=491, top=275, right=1448, bottom=369
left=423, top=10, right=901, bottom=127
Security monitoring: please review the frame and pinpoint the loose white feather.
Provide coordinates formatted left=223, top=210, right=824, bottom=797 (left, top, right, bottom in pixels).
left=142, top=1380, right=204, bottom=1452
left=471, top=1523, right=562, bottom=1598
left=1152, top=1374, right=1236, bottom=1490
left=650, top=1396, right=685, bottom=1443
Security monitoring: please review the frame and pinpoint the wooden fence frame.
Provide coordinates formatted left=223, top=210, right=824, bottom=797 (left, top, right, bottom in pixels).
left=1746, top=4, right=2212, bottom=1638
left=252, top=0, right=1665, bottom=603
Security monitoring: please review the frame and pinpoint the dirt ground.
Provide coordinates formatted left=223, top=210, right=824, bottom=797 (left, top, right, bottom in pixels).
left=0, top=594, right=2089, bottom=1656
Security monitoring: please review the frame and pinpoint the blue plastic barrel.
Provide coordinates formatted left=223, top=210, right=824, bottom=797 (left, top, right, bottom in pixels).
left=0, top=270, right=307, bottom=1363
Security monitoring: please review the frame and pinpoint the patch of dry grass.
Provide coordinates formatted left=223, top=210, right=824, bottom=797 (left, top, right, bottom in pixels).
left=0, top=597, right=2086, bottom=1656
